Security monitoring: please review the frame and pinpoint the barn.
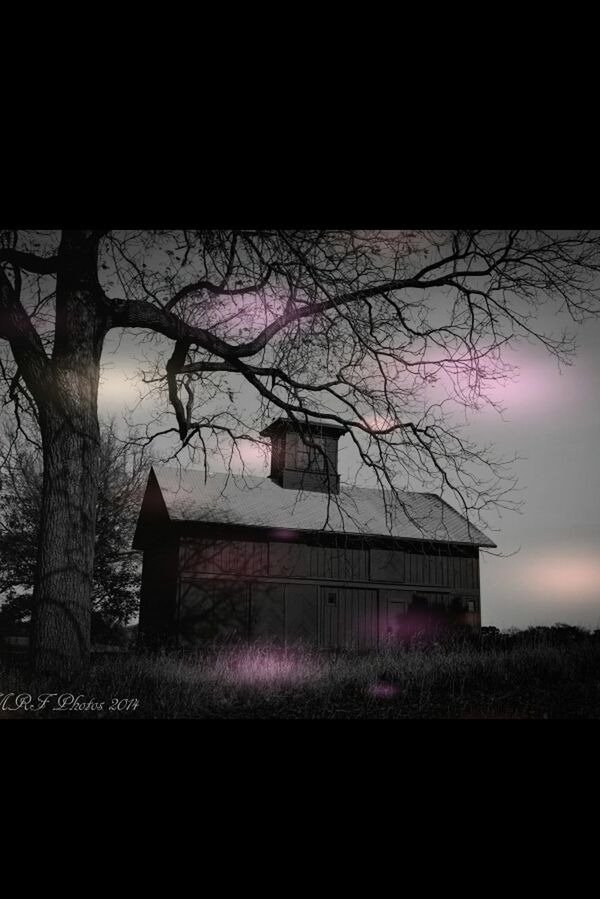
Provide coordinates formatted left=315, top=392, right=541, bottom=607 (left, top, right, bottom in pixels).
left=133, top=416, right=496, bottom=648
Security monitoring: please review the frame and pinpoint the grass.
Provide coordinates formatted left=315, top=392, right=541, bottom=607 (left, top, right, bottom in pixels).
left=2, top=628, right=600, bottom=718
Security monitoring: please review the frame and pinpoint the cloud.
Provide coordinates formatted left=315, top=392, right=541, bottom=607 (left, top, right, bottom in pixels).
left=98, top=367, right=141, bottom=413
left=522, top=552, right=600, bottom=601
left=502, top=548, right=600, bottom=604
left=229, top=438, right=270, bottom=475
left=481, top=549, right=600, bottom=630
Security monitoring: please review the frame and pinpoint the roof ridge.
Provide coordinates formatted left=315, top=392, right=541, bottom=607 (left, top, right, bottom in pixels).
left=153, top=464, right=417, bottom=495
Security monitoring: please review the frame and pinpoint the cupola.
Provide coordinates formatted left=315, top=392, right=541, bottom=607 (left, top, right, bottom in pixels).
left=259, top=415, right=345, bottom=494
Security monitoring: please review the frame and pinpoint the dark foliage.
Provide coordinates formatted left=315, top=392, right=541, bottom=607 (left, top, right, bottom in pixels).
left=0, top=422, right=145, bottom=635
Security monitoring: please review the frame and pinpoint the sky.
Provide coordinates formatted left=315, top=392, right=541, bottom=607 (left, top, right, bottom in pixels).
left=467, top=321, right=600, bottom=630
left=97, top=277, right=600, bottom=633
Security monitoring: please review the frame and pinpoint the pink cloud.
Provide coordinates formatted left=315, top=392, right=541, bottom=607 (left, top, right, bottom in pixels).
left=229, top=439, right=270, bottom=474
left=482, top=354, right=577, bottom=418
left=514, top=550, right=600, bottom=603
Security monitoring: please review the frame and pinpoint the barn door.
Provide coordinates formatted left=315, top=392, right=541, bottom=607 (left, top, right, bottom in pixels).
left=387, top=600, right=409, bottom=641
left=320, top=587, right=340, bottom=648
left=250, top=583, right=285, bottom=641
left=319, top=587, right=379, bottom=649
left=285, top=584, right=318, bottom=644
left=380, top=589, right=412, bottom=644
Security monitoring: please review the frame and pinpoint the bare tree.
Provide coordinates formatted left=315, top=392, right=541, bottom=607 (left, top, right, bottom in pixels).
left=1, top=229, right=599, bottom=674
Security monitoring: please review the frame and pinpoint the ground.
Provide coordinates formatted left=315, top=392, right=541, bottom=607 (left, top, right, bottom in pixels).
left=2, top=629, right=599, bottom=718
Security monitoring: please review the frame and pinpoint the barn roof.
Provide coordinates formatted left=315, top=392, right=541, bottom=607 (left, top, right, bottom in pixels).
left=260, top=415, right=347, bottom=436
left=147, top=466, right=496, bottom=547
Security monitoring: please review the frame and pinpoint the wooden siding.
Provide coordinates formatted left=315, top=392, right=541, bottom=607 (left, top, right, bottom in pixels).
left=284, top=432, right=338, bottom=473
left=178, top=580, right=319, bottom=644
left=177, top=537, right=478, bottom=591
left=250, top=582, right=285, bottom=640
left=180, top=539, right=268, bottom=577
left=178, top=580, right=250, bottom=643
left=269, top=543, right=368, bottom=581
left=379, top=588, right=480, bottom=643
left=370, top=548, right=478, bottom=590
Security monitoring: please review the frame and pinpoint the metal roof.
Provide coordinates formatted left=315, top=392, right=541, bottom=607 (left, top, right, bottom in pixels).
left=150, top=466, right=496, bottom=547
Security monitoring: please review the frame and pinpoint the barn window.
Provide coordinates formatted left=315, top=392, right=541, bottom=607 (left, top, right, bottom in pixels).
left=327, top=592, right=337, bottom=606
left=294, top=441, right=326, bottom=472
left=467, top=600, right=476, bottom=613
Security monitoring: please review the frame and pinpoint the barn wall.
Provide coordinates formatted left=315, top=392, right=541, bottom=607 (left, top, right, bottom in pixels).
left=180, top=539, right=268, bottom=577
left=178, top=537, right=478, bottom=592
left=138, top=540, right=179, bottom=647
left=132, top=469, right=171, bottom=549
left=179, top=580, right=250, bottom=643
left=269, top=542, right=368, bottom=581
left=171, top=534, right=482, bottom=647
left=378, top=588, right=481, bottom=642
left=370, top=548, right=479, bottom=591
left=176, top=579, right=320, bottom=645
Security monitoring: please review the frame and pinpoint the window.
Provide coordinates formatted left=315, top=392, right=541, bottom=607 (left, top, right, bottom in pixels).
left=294, top=441, right=326, bottom=472
left=327, top=592, right=337, bottom=606
left=467, top=600, right=476, bottom=613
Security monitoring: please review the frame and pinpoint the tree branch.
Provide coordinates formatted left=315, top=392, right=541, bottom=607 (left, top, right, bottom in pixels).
left=109, top=275, right=438, bottom=360
left=162, top=267, right=273, bottom=312
left=0, top=267, right=50, bottom=402
left=0, top=249, right=59, bottom=274
left=166, top=339, right=191, bottom=439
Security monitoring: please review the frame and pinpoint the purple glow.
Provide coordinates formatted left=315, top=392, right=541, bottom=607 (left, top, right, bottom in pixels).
left=369, top=682, right=400, bottom=699
left=270, top=529, right=299, bottom=541
left=211, top=647, right=323, bottom=689
left=484, top=354, right=575, bottom=418
left=194, top=293, right=288, bottom=341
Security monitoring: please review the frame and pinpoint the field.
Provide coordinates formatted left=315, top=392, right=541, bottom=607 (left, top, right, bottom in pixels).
left=2, top=627, right=600, bottom=718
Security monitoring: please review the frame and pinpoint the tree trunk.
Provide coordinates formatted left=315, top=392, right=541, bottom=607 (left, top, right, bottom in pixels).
left=29, top=230, right=107, bottom=677
left=30, top=398, right=101, bottom=676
